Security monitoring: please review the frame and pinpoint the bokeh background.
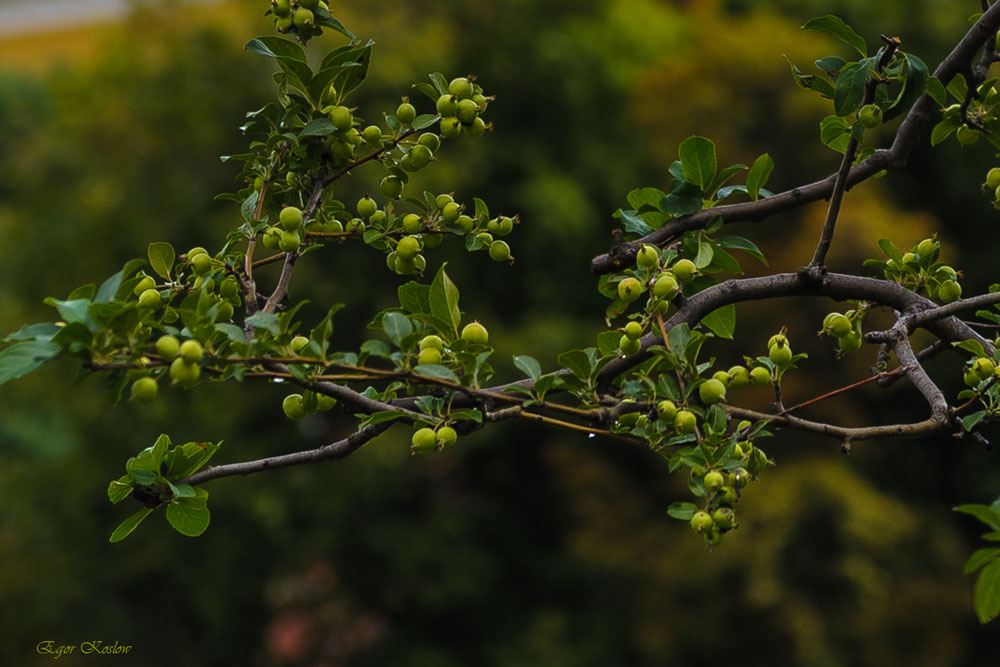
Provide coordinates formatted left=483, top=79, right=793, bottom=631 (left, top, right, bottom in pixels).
left=1, top=0, right=999, bottom=665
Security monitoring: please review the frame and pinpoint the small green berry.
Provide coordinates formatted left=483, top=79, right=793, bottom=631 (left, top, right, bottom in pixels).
left=156, top=335, right=180, bottom=359
left=290, top=335, right=310, bottom=353
left=436, top=426, right=458, bottom=447
left=357, top=196, right=377, bottom=218
left=656, top=400, right=677, bottom=421
left=704, top=470, right=725, bottom=492
left=417, top=347, right=442, bottom=365
left=138, top=289, right=161, bottom=309
left=419, top=334, right=444, bottom=351
left=698, top=378, right=727, bottom=405
left=283, top=393, right=306, bottom=420
left=624, top=321, right=643, bottom=340
left=489, top=241, right=511, bottom=261
left=858, top=104, right=882, bottom=128
left=619, top=335, right=641, bottom=356
left=133, top=275, right=155, bottom=296
left=179, top=339, right=203, bottom=364
left=690, top=511, right=714, bottom=534
left=636, top=244, right=659, bottom=269
left=617, top=277, right=643, bottom=303
left=448, top=77, right=474, bottom=99
left=279, top=206, right=303, bottom=230
left=674, top=409, right=697, bottom=434
left=130, top=377, right=158, bottom=403
left=411, top=427, right=438, bottom=453
left=440, top=117, right=462, bottom=138
left=461, top=322, right=489, bottom=346
left=396, top=102, right=416, bottom=124
left=750, top=366, right=771, bottom=385
left=672, top=259, right=697, bottom=284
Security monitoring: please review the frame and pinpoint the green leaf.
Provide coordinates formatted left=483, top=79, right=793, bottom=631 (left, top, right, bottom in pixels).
left=694, top=236, right=714, bottom=268
left=678, top=136, right=717, bottom=191
left=965, top=547, right=1000, bottom=574
left=513, top=355, right=542, bottom=380
left=667, top=501, right=698, bottom=520
left=627, top=187, right=668, bottom=211
left=784, top=55, right=836, bottom=98
left=877, top=238, right=903, bottom=261
left=954, top=339, right=986, bottom=358
left=962, top=410, right=988, bottom=432
left=716, top=235, right=768, bottom=265
left=107, top=479, right=133, bottom=504
left=947, top=73, right=968, bottom=101
left=300, top=118, right=336, bottom=137
left=558, top=349, right=593, bottom=381
left=955, top=503, right=1000, bottom=529
left=245, top=311, right=281, bottom=336
left=414, top=364, right=460, bottom=384
left=245, top=35, right=306, bottom=61
left=973, top=559, right=1000, bottom=623
left=925, top=76, right=947, bottom=106
left=109, top=508, right=153, bottom=543
left=3, top=322, right=60, bottom=343
left=429, top=265, right=461, bottom=338
left=930, top=116, right=960, bottom=146
left=701, top=304, right=736, bottom=339
left=166, top=494, right=211, bottom=538
left=802, top=15, right=867, bottom=56
left=44, top=297, right=94, bottom=329
left=883, top=53, right=929, bottom=122
left=0, top=341, right=61, bottom=386
left=382, top=311, right=413, bottom=346
left=147, top=242, right=175, bottom=280
left=398, top=281, right=431, bottom=315
left=617, top=209, right=653, bottom=236
left=667, top=323, right=691, bottom=354
left=746, top=154, right=774, bottom=201
left=820, top=114, right=852, bottom=152
left=833, top=61, right=870, bottom=117
left=164, top=441, right=221, bottom=480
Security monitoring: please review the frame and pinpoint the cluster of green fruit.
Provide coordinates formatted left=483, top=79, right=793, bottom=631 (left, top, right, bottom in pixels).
left=963, top=355, right=999, bottom=388
left=132, top=247, right=241, bottom=323
left=688, top=459, right=752, bottom=546
left=428, top=76, right=490, bottom=140
left=129, top=336, right=207, bottom=403
left=821, top=310, right=863, bottom=354
left=268, top=0, right=329, bottom=41
left=282, top=390, right=337, bottom=420
left=261, top=206, right=308, bottom=253
left=410, top=424, right=458, bottom=454
left=414, top=323, right=489, bottom=367
left=984, top=167, right=1000, bottom=204
left=614, top=250, right=697, bottom=349
left=877, top=237, right=961, bottom=303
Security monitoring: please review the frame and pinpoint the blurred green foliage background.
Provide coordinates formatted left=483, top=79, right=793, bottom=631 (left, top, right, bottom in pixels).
left=1, top=0, right=998, bottom=664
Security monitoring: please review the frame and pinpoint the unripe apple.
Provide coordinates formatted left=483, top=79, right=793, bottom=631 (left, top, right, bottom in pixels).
left=750, top=366, right=771, bottom=385
left=403, top=144, right=433, bottom=171
left=282, top=393, right=306, bottom=420
left=767, top=333, right=787, bottom=350
left=838, top=331, right=862, bottom=353
left=138, top=289, right=161, bottom=309
left=461, top=322, right=489, bottom=346
left=261, top=228, right=279, bottom=248
left=769, top=344, right=792, bottom=366
left=448, top=77, right=474, bottom=99
left=858, top=104, right=882, bottom=128
left=131, top=377, right=158, bottom=403
left=436, top=425, right=458, bottom=447
left=419, top=334, right=444, bottom=351
left=456, top=98, right=479, bottom=124
left=712, top=507, right=735, bottom=532
left=216, top=302, right=234, bottom=322
left=617, top=277, right=643, bottom=303
left=636, top=244, right=659, bottom=269
left=690, top=511, right=714, bottom=534
left=653, top=272, right=679, bottom=299
left=672, top=258, right=697, bottom=284
left=489, top=241, right=511, bottom=261
left=179, top=339, right=203, bottom=364
left=973, top=357, right=995, bottom=380
left=466, top=116, right=488, bottom=137
left=699, top=378, right=727, bottom=405
left=290, top=335, right=309, bottom=353
left=435, top=194, right=454, bottom=209
left=279, top=230, right=301, bottom=253
left=279, top=206, right=303, bottom=230
left=396, top=235, right=421, bottom=260
left=703, top=470, right=725, bottom=492
left=965, top=369, right=981, bottom=387
left=916, top=238, right=937, bottom=258
left=396, top=102, right=416, bottom=124
left=402, top=213, right=422, bottom=233
left=957, top=125, right=979, bottom=145
left=938, top=279, right=962, bottom=303
left=828, top=314, right=852, bottom=337
left=275, top=15, right=293, bottom=31
left=619, top=334, right=641, bottom=356
left=496, top=216, right=514, bottom=236
left=456, top=214, right=475, bottom=234
left=436, top=94, right=458, bottom=117
left=188, top=247, right=208, bottom=259
left=411, top=427, right=438, bottom=453
left=440, top=201, right=461, bottom=223
left=133, top=275, right=155, bottom=296
left=674, top=409, right=697, bottom=434
left=298, top=0, right=318, bottom=9
left=417, top=347, right=442, bottom=365
left=656, top=400, right=677, bottom=421
left=440, top=117, right=462, bottom=138
left=169, top=357, right=200, bottom=385
left=271, top=0, right=291, bottom=17
left=292, top=7, right=314, bottom=28
left=156, top=335, right=180, bottom=359
left=418, top=132, right=441, bottom=152
left=987, top=168, right=1000, bottom=190
left=718, top=485, right=737, bottom=505
left=362, top=125, right=382, bottom=144
left=624, top=321, right=643, bottom=340
left=357, top=196, right=377, bottom=218
left=316, top=394, right=337, bottom=411
left=712, top=370, right=729, bottom=386
left=322, top=219, right=344, bottom=233
left=220, top=277, right=239, bottom=299
left=728, top=366, right=749, bottom=389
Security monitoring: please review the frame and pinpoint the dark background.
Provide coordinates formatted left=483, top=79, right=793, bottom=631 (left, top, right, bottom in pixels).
left=1, top=1, right=997, bottom=664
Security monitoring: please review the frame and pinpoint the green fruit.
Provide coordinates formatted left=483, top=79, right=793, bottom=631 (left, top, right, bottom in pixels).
left=624, top=321, right=643, bottom=340
left=672, top=259, right=697, bottom=284
left=973, top=357, right=995, bottom=380
left=138, top=289, right=161, bottom=309
left=489, top=241, right=511, bottom=261
left=838, top=331, right=862, bottom=353
left=130, top=377, right=158, bottom=403
left=271, top=0, right=291, bottom=17
left=617, top=277, right=643, bottom=303
left=362, top=125, right=382, bottom=144
left=712, top=370, right=730, bottom=386
left=279, top=230, right=301, bottom=253
left=750, top=366, right=771, bottom=385
left=461, top=322, right=489, bottom=346
left=322, top=219, right=344, bottom=233
left=939, top=279, right=962, bottom=303
left=902, top=252, right=917, bottom=265
left=674, top=409, right=697, bottom=434
left=916, top=238, right=937, bottom=259
left=329, top=105, right=352, bottom=130
left=476, top=232, right=494, bottom=247
left=441, top=201, right=461, bottom=222
left=156, top=335, right=180, bottom=359
left=496, top=216, right=514, bottom=235
left=456, top=98, right=479, bottom=124
left=191, top=253, right=212, bottom=275
left=397, top=235, right=421, bottom=260
left=133, top=275, right=155, bottom=296
left=316, top=394, right=337, bottom=411
left=275, top=15, right=293, bottom=31
left=216, top=302, right=234, bottom=322
left=728, top=366, right=749, bottom=389
left=396, top=102, right=416, bottom=124
left=279, top=206, right=303, bottom=230
left=767, top=333, right=788, bottom=350
left=292, top=7, right=314, bottom=28
left=704, top=470, right=725, bottom=492
left=466, top=116, right=487, bottom=137
left=456, top=214, right=475, bottom=234
left=656, top=400, right=677, bottom=421
left=769, top=344, right=792, bottom=366
left=179, top=339, right=203, bottom=364
left=436, top=94, right=458, bottom=117
left=957, top=125, right=979, bottom=145
left=712, top=507, right=735, bottom=532
left=652, top=272, right=679, bottom=299
left=422, top=233, right=443, bottom=248
left=858, top=104, right=882, bottom=128
left=619, top=335, right=641, bottom=356
left=440, top=117, right=462, bottom=138
left=282, top=393, right=306, bottom=420
left=699, top=378, right=727, bottom=405
left=636, top=244, right=659, bottom=269
left=828, top=314, right=852, bottom=337
left=290, top=335, right=309, bottom=353
left=402, top=214, right=422, bottom=233
left=418, top=132, right=441, bottom=152
left=188, top=247, right=209, bottom=259
left=436, top=425, right=458, bottom=447
left=403, top=144, right=433, bottom=171
left=169, top=357, right=200, bottom=385
left=448, top=77, right=474, bottom=99
left=220, top=277, right=239, bottom=299
left=298, top=0, right=318, bottom=9
left=417, top=347, right=442, bottom=365
left=987, top=168, right=1000, bottom=190
left=690, top=511, right=714, bottom=534
left=261, top=228, right=279, bottom=248
left=411, top=427, right=438, bottom=453
left=964, top=370, right=981, bottom=387
left=420, top=335, right=444, bottom=351
left=435, top=194, right=454, bottom=209
left=357, top=196, right=377, bottom=217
